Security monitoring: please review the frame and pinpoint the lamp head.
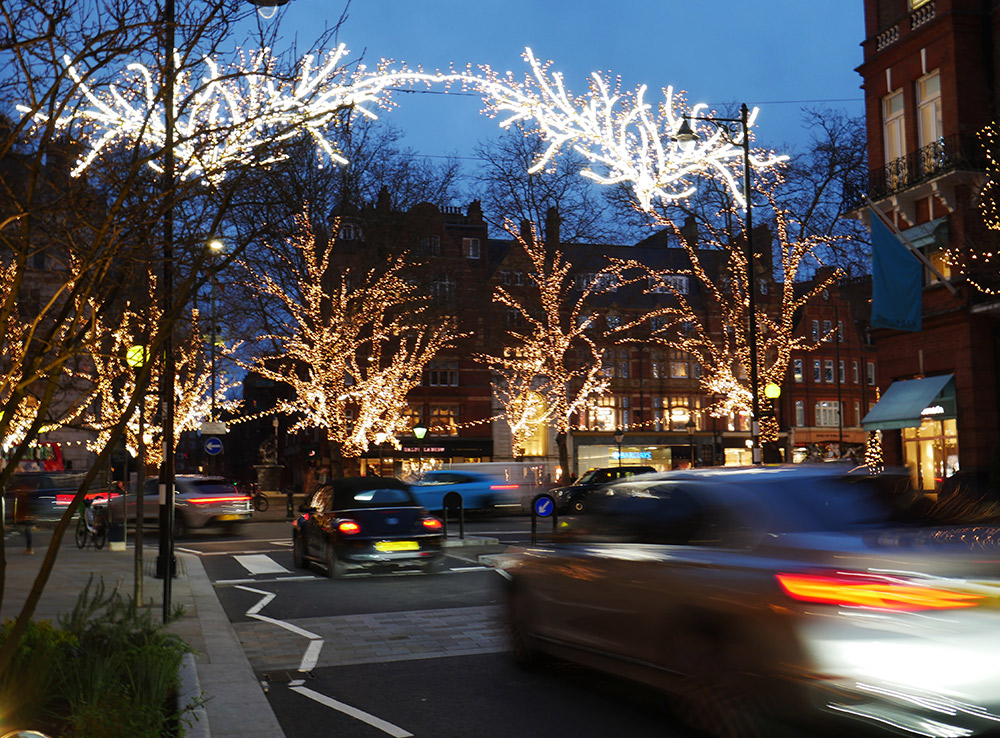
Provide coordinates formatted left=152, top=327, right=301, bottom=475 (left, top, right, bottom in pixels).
left=613, top=428, right=624, bottom=444
left=764, top=382, right=782, bottom=399
left=673, top=117, right=699, bottom=154
left=413, top=425, right=428, bottom=440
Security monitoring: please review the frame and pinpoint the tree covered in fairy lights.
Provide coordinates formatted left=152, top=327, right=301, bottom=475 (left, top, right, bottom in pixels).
left=82, top=286, right=236, bottom=469
left=482, top=221, right=611, bottom=477
left=972, top=121, right=1000, bottom=296
left=241, top=211, right=462, bottom=476
left=610, top=183, right=843, bottom=439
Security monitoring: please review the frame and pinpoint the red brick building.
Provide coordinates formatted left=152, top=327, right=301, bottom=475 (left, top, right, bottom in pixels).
left=853, top=0, right=1000, bottom=495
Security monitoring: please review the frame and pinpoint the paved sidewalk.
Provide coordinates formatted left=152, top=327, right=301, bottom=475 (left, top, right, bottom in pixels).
left=1, top=524, right=285, bottom=738
left=2, top=509, right=509, bottom=738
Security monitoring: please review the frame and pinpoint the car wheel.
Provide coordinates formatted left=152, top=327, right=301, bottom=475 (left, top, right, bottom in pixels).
left=324, top=545, right=346, bottom=578
left=172, top=512, right=188, bottom=540
left=571, top=499, right=585, bottom=514
left=292, top=532, right=307, bottom=569
left=671, top=632, right=766, bottom=738
left=507, top=583, right=546, bottom=671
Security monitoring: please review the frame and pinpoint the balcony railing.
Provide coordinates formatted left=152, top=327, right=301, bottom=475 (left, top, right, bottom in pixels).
left=846, top=133, right=987, bottom=210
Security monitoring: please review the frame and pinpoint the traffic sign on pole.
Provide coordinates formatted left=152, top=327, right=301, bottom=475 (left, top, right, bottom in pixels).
left=204, top=437, right=224, bottom=456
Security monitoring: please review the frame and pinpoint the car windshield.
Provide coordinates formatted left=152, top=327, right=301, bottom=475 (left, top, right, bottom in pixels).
left=576, top=470, right=597, bottom=485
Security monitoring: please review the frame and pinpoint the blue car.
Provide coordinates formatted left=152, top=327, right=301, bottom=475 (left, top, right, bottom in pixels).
left=409, top=470, right=522, bottom=513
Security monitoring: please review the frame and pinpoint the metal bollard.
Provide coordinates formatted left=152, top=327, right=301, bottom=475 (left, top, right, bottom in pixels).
left=442, top=492, right=465, bottom=539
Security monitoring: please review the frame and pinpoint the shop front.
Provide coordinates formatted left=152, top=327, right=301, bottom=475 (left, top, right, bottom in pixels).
left=360, top=439, right=493, bottom=480
left=862, top=374, right=957, bottom=492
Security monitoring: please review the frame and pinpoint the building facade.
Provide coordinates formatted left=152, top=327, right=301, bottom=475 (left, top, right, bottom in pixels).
left=853, top=0, right=1000, bottom=495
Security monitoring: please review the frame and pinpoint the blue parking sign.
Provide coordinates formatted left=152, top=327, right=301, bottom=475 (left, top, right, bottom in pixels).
left=204, top=437, right=224, bottom=456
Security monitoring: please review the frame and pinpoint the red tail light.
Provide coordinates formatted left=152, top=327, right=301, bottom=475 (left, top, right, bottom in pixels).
left=422, top=517, right=443, bottom=531
left=490, top=484, right=519, bottom=490
left=188, top=495, right=249, bottom=505
left=337, top=520, right=362, bottom=535
left=776, top=572, right=984, bottom=612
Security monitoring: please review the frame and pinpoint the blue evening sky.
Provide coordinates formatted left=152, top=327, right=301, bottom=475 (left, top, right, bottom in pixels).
left=260, top=0, right=866, bottom=161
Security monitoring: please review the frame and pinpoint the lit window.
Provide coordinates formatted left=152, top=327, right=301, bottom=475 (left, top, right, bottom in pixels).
left=883, top=89, right=906, bottom=184
left=793, top=359, right=804, bottom=382
left=795, top=400, right=805, bottom=427
left=815, top=401, right=841, bottom=427
left=811, top=320, right=820, bottom=341
left=822, top=320, right=832, bottom=342
left=824, top=360, right=835, bottom=383
left=867, top=361, right=876, bottom=386
left=813, top=360, right=822, bottom=382
left=670, top=361, right=689, bottom=378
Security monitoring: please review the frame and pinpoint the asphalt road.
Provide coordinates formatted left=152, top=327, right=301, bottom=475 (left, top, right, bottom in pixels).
left=179, top=518, right=692, bottom=738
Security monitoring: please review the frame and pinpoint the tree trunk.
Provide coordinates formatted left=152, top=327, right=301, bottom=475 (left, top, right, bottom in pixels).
left=556, top=431, right=570, bottom=482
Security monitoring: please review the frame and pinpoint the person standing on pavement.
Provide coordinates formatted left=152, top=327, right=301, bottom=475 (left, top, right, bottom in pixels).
left=12, top=478, right=37, bottom=554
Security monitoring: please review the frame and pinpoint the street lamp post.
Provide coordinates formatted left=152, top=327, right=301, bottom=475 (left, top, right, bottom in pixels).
left=613, top=428, right=624, bottom=467
left=675, top=103, right=762, bottom=465
left=686, top=417, right=697, bottom=467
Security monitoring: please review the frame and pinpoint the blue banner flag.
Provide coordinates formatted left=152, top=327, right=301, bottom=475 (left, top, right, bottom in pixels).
left=870, top=209, right=922, bottom=332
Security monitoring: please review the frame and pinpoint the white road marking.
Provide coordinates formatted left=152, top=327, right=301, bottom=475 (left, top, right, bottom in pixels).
left=235, top=586, right=324, bottom=672
left=290, top=685, right=413, bottom=738
left=235, top=554, right=290, bottom=575
left=216, top=575, right=318, bottom=585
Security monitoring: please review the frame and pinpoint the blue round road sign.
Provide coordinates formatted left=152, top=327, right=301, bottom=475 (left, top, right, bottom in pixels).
left=204, top=437, right=224, bottom=456
left=534, top=494, right=554, bottom=517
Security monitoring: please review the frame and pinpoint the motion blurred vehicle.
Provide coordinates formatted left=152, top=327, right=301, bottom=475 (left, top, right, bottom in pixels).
left=409, top=469, right=522, bottom=513
left=504, top=465, right=1000, bottom=737
left=108, top=475, right=251, bottom=537
left=4, top=472, right=88, bottom=523
left=552, top=465, right=656, bottom=513
left=292, top=476, right=444, bottom=577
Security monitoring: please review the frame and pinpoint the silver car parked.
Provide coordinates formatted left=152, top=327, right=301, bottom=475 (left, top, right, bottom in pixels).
left=503, top=465, right=1000, bottom=737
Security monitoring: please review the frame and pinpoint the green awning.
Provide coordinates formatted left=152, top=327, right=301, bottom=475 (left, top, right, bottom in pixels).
left=862, top=374, right=956, bottom=431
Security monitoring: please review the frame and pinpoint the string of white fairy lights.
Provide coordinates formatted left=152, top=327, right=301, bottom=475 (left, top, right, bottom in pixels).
left=22, top=45, right=786, bottom=208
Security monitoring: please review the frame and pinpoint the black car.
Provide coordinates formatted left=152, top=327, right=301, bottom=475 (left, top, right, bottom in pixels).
left=292, top=476, right=444, bottom=577
left=553, top=465, right=656, bottom=513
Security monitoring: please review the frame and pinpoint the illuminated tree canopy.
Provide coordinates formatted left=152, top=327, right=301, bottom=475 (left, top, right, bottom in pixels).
left=31, top=45, right=786, bottom=211
left=241, top=212, right=462, bottom=464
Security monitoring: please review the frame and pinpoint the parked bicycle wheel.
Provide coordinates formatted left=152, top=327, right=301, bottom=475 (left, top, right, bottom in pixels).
left=75, top=515, right=88, bottom=549
left=92, top=521, right=107, bottom=550
left=254, top=492, right=269, bottom=512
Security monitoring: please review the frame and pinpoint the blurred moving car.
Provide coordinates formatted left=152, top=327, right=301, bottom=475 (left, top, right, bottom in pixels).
left=4, top=472, right=88, bottom=523
left=108, top=475, right=251, bottom=537
left=552, top=465, right=656, bottom=513
left=409, top=469, right=522, bottom=513
left=292, top=476, right=444, bottom=577
left=504, top=465, right=1000, bottom=737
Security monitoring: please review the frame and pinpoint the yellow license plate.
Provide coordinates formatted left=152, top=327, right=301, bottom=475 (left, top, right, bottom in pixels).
left=375, top=540, right=419, bottom=552
left=217, top=514, right=242, bottom=521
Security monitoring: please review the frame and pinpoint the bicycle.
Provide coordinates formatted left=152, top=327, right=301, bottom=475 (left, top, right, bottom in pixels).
left=239, top=481, right=269, bottom=512
left=75, top=498, right=108, bottom=550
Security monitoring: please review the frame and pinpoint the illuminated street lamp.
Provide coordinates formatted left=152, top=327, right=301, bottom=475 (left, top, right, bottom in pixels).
left=613, top=427, right=624, bottom=467
left=675, top=103, right=762, bottom=465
